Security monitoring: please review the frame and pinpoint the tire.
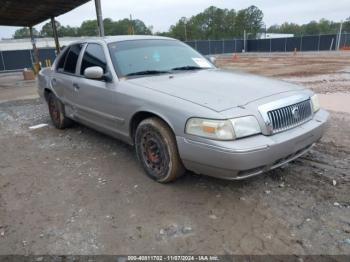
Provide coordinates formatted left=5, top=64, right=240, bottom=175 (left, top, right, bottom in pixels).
left=47, top=92, right=73, bottom=129
left=135, top=117, right=185, bottom=183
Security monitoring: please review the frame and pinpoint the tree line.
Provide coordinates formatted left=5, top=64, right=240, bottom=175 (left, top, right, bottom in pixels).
left=159, top=6, right=263, bottom=40
left=13, top=5, right=350, bottom=40
left=268, top=19, right=350, bottom=36
left=13, top=18, right=152, bottom=39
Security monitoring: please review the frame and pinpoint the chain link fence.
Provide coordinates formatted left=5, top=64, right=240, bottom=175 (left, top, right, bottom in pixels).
left=0, top=33, right=349, bottom=72
left=0, top=48, right=56, bottom=72
left=185, top=33, right=350, bottom=55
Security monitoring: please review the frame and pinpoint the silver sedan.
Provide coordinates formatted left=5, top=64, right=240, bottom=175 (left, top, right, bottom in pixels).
left=38, top=35, right=329, bottom=183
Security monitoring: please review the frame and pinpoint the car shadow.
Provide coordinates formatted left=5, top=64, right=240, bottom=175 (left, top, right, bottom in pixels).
left=53, top=120, right=290, bottom=195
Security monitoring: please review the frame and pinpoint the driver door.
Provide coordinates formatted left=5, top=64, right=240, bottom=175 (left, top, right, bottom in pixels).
left=69, top=43, right=124, bottom=134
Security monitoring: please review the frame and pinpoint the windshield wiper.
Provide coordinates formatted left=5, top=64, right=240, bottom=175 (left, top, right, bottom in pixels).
left=125, top=70, right=170, bottom=77
left=171, top=66, right=205, bottom=71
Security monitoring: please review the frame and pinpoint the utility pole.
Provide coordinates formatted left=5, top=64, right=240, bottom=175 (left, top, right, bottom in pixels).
left=337, top=20, right=343, bottom=50
left=184, top=18, right=188, bottom=41
left=129, top=14, right=135, bottom=35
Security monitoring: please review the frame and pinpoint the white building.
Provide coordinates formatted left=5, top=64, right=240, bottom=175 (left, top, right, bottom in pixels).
left=257, top=33, right=294, bottom=39
left=0, top=37, right=100, bottom=51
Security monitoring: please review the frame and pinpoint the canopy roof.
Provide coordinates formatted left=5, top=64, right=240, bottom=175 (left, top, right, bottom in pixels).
left=0, top=0, right=90, bottom=26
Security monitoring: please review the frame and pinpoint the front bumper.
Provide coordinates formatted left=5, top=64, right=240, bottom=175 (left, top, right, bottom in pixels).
left=176, top=109, right=329, bottom=180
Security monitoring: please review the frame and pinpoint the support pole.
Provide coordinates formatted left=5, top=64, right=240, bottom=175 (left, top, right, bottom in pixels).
left=29, top=26, right=40, bottom=73
left=51, top=17, right=60, bottom=54
left=29, top=26, right=39, bottom=64
left=337, top=21, right=343, bottom=51
left=284, top=37, right=287, bottom=52
left=243, top=30, right=246, bottom=52
left=1, top=51, right=6, bottom=71
left=95, top=0, right=105, bottom=37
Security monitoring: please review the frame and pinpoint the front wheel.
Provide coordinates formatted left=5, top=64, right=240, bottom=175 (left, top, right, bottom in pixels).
left=135, top=117, right=185, bottom=183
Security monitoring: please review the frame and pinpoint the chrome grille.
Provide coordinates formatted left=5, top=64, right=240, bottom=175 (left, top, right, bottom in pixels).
left=267, top=99, right=312, bottom=133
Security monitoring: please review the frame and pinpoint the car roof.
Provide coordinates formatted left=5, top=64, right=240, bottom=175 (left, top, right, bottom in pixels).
left=104, top=35, right=176, bottom=43
left=67, top=35, right=176, bottom=46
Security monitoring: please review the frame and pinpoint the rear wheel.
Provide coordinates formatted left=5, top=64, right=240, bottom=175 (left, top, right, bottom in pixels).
left=47, top=92, right=73, bottom=129
left=135, top=117, right=185, bottom=183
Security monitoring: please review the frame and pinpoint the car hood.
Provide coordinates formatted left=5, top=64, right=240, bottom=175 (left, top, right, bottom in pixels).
left=128, top=69, right=304, bottom=112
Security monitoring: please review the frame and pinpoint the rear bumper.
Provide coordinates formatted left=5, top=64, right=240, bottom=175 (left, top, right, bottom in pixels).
left=176, top=109, right=329, bottom=180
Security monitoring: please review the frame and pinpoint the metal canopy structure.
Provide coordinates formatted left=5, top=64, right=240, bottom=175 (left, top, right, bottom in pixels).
left=0, top=0, right=105, bottom=69
left=0, top=0, right=91, bottom=27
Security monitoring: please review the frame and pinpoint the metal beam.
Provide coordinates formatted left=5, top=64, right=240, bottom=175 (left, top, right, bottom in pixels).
left=94, top=0, right=104, bottom=37
left=0, top=0, right=90, bottom=27
left=51, top=17, right=61, bottom=54
left=29, top=26, right=39, bottom=64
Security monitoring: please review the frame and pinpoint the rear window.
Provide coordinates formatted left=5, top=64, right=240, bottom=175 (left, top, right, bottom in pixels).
left=63, top=44, right=82, bottom=74
left=57, top=48, right=69, bottom=71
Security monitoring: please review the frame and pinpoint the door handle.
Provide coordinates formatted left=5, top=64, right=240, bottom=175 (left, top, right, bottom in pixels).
left=73, top=83, right=80, bottom=91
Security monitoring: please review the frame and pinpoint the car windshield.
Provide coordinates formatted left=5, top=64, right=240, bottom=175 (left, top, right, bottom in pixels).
left=108, top=39, right=214, bottom=77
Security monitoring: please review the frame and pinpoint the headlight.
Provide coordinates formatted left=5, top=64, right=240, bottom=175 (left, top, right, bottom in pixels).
left=311, top=94, right=320, bottom=113
left=230, top=116, right=261, bottom=138
left=185, top=116, right=261, bottom=140
left=185, top=118, right=234, bottom=140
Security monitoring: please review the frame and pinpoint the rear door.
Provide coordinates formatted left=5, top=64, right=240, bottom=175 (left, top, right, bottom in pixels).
left=50, top=47, right=69, bottom=99
left=52, top=43, right=84, bottom=117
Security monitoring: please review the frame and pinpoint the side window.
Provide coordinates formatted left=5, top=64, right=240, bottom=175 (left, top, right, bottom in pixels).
left=80, top=44, right=107, bottom=75
left=56, top=48, right=69, bottom=71
left=63, top=44, right=82, bottom=74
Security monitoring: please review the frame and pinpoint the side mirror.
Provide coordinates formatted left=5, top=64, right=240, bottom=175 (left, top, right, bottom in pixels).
left=84, top=66, right=104, bottom=79
left=209, top=56, right=216, bottom=64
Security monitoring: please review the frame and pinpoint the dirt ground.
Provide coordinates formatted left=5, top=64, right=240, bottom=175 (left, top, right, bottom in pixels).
left=0, top=73, right=38, bottom=104
left=0, top=52, right=349, bottom=255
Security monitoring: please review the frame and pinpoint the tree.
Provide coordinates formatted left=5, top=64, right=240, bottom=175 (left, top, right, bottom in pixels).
left=75, top=18, right=152, bottom=36
left=133, top=19, right=152, bottom=34
left=267, top=19, right=345, bottom=36
left=60, top=26, right=78, bottom=37
left=166, top=5, right=263, bottom=40
left=343, top=17, right=350, bottom=33
left=234, top=5, right=263, bottom=37
left=169, top=17, right=189, bottom=40
left=40, top=21, right=79, bottom=37
left=302, top=21, right=320, bottom=35
left=268, top=22, right=302, bottom=36
left=167, top=6, right=237, bottom=40
left=78, top=20, right=99, bottom=36
left=103, top=18, right=115, bottom=35
left=40, top=21, right=59, bottom=37
left=13, top=27, right=39, bottom=39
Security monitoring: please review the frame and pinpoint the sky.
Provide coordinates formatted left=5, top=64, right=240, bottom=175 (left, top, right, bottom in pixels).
left=0, top=0, right=349, bottom=39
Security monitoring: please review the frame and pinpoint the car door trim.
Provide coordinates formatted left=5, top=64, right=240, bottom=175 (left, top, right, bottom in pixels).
left=65, top=99, right=125, bottom=125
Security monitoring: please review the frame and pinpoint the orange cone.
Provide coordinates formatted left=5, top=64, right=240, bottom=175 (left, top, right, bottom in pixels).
left=232, top=53, right=239, bottom=61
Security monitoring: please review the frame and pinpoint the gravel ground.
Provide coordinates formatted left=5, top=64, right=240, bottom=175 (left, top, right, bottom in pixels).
left=0, top=52, right=349, bottom=255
